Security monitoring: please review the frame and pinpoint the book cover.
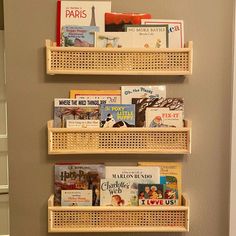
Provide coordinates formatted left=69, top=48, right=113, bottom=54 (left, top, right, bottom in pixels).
left=138, top=184, right=164, bottom=206
left=66, top=119, right=100, bottom=128
left=100, top=104, right=135, bottom=128
left=54, top=163, right=105, bottom=206
left=61, top=189, right=92, bottom=206
left=138, top=162, right=182, bottom=205
left=141, top=19, right=184, bottom=48
left=61, top=25, right=99, bottom=47
left=100, top=179, right=134, bottom=206
left=57, top=0, right=111, bottom=46
left=121, top=85, right=166, bottom=104
left=146, top=108, right=184, bottom=128
left=70, top=90, right=121, bottom=104
left=124, top=25, right=169, bottom=48
left=105, top=12, right=151, bottom=32
left=54, top=98, right=100, bottom=128
left=132, top=97, right=184, bottom=127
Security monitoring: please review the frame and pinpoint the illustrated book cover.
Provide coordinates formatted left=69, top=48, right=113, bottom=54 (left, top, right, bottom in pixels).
left=121, top=85, right=166, bottom=104
left=141, top=19, right=184, bottom=48
left=70, top=89, right=121, bottom=105
left=105, top=12, right=151, bottom=32
left=138, top=162, right=182, bottom=205
left=124, top=25, right=169, bottom=48
left=61, top=25, right=99, bottom=47
left=138, top=184, right=164, bottom=206
left=61, top=189, right=92, bottom=206
left=132, top=97, right=184, bottom=127
left=66, top=119, right=100, bottom=128
left=54, top=163, right=105, bottom=206
left=54, top=98, right=100, bottom=128
left=100, top=104, right=135, bottom=128
left=57, top=0, right=111, bottom=46
left=145, top=107, right=184, bottom=128
left=100, top=179, right=135, bottom=206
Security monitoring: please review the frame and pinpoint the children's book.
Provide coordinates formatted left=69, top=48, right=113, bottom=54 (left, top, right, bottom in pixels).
left=66, top=119, right=100, bottom=128
left=70, top=90, right=121, bottom=105
left=138, top=162, right=182, bottom=205
left=57, top=0, right=111, bottom=46
left=61, top=25, right=99, bottom=47
left=121, top=85, right=166, bottom=104
left=141, top=19, right=184, bottom=48
left=124, top=25, right=169, bottom=48
left=100, top=104, right=135, bottom=128
left=105, top=12, right=151, bottom=32
left=54, top=98, right=100, bottom=128
left=146, top=108, right=184, bottom=128
left=54, top=163, right=105, bottom=206
left=100, top=179, right=134, bottom=206
left=61, top=189, right=92, bottom=206
left=132, top=97, right=184, bottom=127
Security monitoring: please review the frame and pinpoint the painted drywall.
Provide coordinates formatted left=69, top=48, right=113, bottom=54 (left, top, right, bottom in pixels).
left=4, top=0, right=234, bottom=235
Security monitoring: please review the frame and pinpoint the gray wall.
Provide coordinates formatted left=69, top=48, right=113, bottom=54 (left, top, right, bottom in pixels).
left=4, top=0, right=234, bottom=235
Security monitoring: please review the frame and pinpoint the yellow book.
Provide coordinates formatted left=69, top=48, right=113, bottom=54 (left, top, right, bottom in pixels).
left=138, top=162, right=182, bottom=205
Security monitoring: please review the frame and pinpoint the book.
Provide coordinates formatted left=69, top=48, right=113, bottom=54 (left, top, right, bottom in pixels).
left=100, top=179, right=134, bottom=206
left=95, top=29, right=168, bottom=48
left=138, top=162, right=182, bottom=205
left=66, top=119, right=100, bottom=128
left=121, top=85, right=166, bottom=104
left=141, top=19, right=184, bottom=48
left=100, top=104, right=135, bottom=128
left=57, top=0, right=111, bottom=46
left=132, top=97, right=184, bottom=127
left=54, top=163, right=105, bottom=206
left=61, top=25, right=99, bottom=47
left=61, top=189, right=92, bottom=206
left=146, top=108, right=184, bottom=128
left=70, top=90, right=121, bottom=104
left=105, top=166, right=160, bottom=206
left=138, top=184, right=164, bottom=206
left=105, top=12, right=151, bottom=32
left=54, top=98, right=100, bottom=128
left=124, top=25, right=169, bottom=48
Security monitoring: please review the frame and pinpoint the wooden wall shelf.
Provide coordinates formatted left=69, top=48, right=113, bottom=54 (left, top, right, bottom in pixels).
left=46, top=40, right=193, bottom=75
left=48, top=194, right=189, bottom=233
left=47, top=120, right=191, bottom=155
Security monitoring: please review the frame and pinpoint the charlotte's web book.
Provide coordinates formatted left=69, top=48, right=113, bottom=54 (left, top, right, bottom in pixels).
left=124, top=25, right=169, bottom=48
left=61, top=26, right=99, bottom=47
left=138, top=162, right=182, bottom=205
left=61, top=189, right=92, bottom=206
left=141, top=19, right=184, bottom=48
left=54, top=98, right=100, bottom=128
left=146, top=108, right=184, bottom=128
left=57, top=0, right=111, bottom=46
left=100, top=179, right=134, bottom=206
left=121, top=86, right=166, bottom=104
left=100, top=104, right=135, bottom=128
left=66, top=119, right=100, bottom=128
left=105, top=12, right=151, bottom=32
left=70, top=90, right=121, bottom=105
left=105, top=166, right=160, bottom=205
left=132, top=97, right=184, bottom=127
left=54, top=163, right=105, bottom=206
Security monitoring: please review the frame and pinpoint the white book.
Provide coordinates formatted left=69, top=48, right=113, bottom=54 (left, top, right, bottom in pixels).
left=146, top=107, right=184, bottom=128
left=121, top=85, right=166, bottom=104
left=141, top=19, right=184, bottom=48
left=66, top=119, right=100, bottom=128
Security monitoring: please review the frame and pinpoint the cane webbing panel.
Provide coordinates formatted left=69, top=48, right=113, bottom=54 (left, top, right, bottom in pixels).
left=49, top=209, right=188, bottom=232
left=46, top=40, right=193, bottom=75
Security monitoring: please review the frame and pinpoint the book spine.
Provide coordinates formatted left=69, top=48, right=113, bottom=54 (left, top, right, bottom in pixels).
left=56, top=0, right=61, bottom=46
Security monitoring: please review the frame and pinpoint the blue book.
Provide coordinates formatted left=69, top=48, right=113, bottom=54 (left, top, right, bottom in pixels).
left=100, top=104, right=135, bottom=128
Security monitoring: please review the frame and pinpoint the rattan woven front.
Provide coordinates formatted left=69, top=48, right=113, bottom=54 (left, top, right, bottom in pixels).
left=48, top=120, right=191, bottom=154
left=46, top=40, right=193, bottom=75
left=48, top=195, right=189, bottom=232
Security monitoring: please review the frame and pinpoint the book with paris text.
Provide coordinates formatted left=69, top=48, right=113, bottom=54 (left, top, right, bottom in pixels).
left=56, top=0, right=111, bottom=46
